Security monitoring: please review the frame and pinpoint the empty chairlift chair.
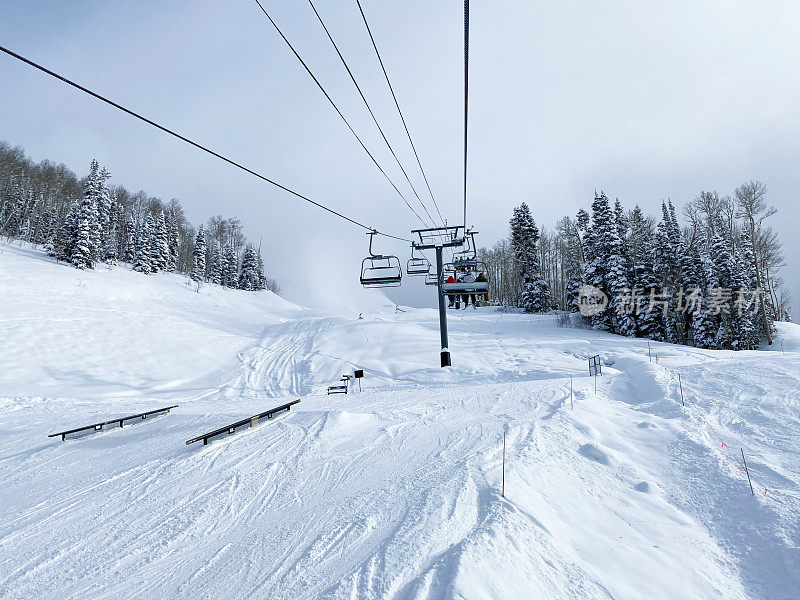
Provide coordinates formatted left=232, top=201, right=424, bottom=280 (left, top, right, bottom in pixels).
left=406, top=246, right=431, bottom=276
left=360, top=231, right=402, bottom=288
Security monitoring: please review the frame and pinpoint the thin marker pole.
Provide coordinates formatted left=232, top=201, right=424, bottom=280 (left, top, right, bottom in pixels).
left=501, top=431, right=506, bottom=498
left=678, top=373, right=684, bottom=407
left=741, top=448, right=754, bottom=495
left=648, top=342, right=652, bottom=362
left=570, top=376, right=573, bottom=409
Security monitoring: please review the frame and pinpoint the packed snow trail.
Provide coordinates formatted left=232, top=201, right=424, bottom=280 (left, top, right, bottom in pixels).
left=1, top=242, right=798, bottom=599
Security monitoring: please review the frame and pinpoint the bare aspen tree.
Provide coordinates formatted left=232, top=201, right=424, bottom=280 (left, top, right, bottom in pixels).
left=734, top=181, right=776, bottom=344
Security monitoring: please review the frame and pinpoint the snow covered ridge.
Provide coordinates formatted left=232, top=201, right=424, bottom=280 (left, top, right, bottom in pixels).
left=1, top=241, right=798, bottom=599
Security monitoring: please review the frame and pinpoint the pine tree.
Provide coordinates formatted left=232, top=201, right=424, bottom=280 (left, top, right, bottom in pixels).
left=238, top=244, right=261, bottom=290
left=134, top=216, right=153, bottom=274
left=103, top=189, right=118, bottom=263
left=614, top=198, right=628, bottom=249
left=510, top=203, right=551, bottom=312
left=70, top=213, right=93, bottom=269
left=191, top=226, right=206, bottom=283
left=732, top=225, right=759, bottom=349
left=148, top=211, right=169, bottom=273
left=70, top=162, right=102, bottom=269
left=208, top=243, right=221, bottom=285
left=54, top=201, right=77, bottom=262
left=166, top=214, right=179, bottom=271
left=633, top=240, right=663, bottom=340
left=582, top=193, right=634, bottom=334
left=693, top=250, right=719, bottom=349
left=123, top=218, right=136, bottom=263
left=221, top=245, right=237, bottom=287
left=652, top=201, right=686, bottom=343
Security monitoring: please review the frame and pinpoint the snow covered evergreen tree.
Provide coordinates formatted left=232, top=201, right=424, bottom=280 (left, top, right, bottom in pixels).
left=134, top=215, right=153, bottom=274
left=237, top=244, right=261, bottom=291
left=207, top=243, right=221, bottom=285
left=70, top=213, right=94, bottom=270
left=103, top=189, right=118, bottom=263
left=70, top=162, right=103, bottom=269
left=633, top=240, right=663, bottom=340
left=123, top=218, right=136, bottom=263
left=221, top=245, right=237, bottom=287
left=148, top=211, right=169, bottom=273
left=510, top=203, right=551, bottom=312
left=191, top=226, right=206, bottom=283
left=582, top=193, right=634, bottom=335
left=166, top=213, right=179, bottom=271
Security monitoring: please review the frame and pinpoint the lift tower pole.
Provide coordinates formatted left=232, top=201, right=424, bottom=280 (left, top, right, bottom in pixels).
left=411, top=226, right=465, bottom=368
left=435, top=245, right=450, bottom=367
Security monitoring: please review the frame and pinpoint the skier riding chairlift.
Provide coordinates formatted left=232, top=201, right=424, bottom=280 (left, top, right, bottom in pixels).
left=446, top=274, right=456, bottom=308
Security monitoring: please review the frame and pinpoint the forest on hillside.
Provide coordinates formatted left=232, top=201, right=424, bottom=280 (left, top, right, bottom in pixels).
left=480, top=187, right=791, bottom=350
left=0, top=141, right=278, bottom=293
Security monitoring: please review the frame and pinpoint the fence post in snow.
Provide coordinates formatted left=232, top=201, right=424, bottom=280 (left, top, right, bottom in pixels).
left=741, top=448, right=755, bottom=495
left=678, top=373, right=684, bottom=407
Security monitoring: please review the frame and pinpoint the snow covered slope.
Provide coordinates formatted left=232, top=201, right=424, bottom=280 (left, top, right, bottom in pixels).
left=1, top=241, right=798, bottom=599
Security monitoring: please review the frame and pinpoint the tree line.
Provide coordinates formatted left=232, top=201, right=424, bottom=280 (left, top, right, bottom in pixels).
left=0, top=141, right=278, bottom=293
left=479, top=183, right=791, bottom=350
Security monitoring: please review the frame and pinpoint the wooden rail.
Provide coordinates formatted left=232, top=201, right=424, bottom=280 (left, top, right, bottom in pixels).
left=185, top=399, right=300, bottom=446
left=48, top=405, right=179, bottom=441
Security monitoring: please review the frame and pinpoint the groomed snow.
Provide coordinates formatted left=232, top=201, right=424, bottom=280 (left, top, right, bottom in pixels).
left=1, top=241, right=798, bottom=599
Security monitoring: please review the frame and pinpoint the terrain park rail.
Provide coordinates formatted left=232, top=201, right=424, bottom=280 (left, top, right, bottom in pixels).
left=48, top=405, right=179, bottom=441
left=185, top=399, right=300, bottom=446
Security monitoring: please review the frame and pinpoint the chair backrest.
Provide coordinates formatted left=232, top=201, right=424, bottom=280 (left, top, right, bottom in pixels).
left=361, top=255, right=402, bottom=287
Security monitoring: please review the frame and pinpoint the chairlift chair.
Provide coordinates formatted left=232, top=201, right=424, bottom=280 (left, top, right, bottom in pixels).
left=452, top=230, right=477, bottom=266
left=440, top=261, right=490, bottom=295
left=424, top=272, right=438, bottom=286
left=406, top=246, right=431, bottom=276
left=360, top=231, right=402, bottom=288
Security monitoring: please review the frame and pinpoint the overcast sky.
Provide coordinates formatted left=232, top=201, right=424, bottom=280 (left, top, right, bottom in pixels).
left=2, top=0, right=797, bottom=316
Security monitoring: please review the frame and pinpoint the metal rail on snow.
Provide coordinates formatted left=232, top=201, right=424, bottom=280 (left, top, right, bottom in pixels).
left=185, top=399, right=300, bottom=446
left=48, top=405, right=179, bottom=441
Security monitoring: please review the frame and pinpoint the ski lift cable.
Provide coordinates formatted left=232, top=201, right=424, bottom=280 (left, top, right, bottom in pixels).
left=462, top=0, right=469, bottom=230
left=0, top=44, right=412, bottom=243
left=355, top=0, right=447, bottom=228
left=307, top=0, right=438, bottom=229
left=252, top=0, right=432, bottom=231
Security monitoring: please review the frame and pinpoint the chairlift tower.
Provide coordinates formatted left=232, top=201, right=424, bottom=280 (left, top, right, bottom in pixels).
left=411, top=226, right=466, bottom=367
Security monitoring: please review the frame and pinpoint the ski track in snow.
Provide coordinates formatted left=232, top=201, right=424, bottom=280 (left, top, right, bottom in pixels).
left=0, top=241, right=798, bottom=599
